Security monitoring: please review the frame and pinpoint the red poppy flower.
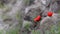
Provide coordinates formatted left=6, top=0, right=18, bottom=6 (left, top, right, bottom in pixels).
left=34, top=15, right=41, bottom=22
left=47, top=12, right=53, bottom=17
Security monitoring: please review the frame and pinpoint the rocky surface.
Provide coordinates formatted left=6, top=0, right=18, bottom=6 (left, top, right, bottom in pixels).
left=0, top=0, right=59, bottom=34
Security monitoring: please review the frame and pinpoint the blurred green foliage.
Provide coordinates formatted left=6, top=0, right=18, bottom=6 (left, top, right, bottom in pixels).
left=6, top=25, right=20, bottom=34
left=0, top=2, right=4, bottom=8
left=24, top=0, right=30, bottom=6
left=0, top=30, right=5, bottom=34
left=31, top=30, right=40, bottom=34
